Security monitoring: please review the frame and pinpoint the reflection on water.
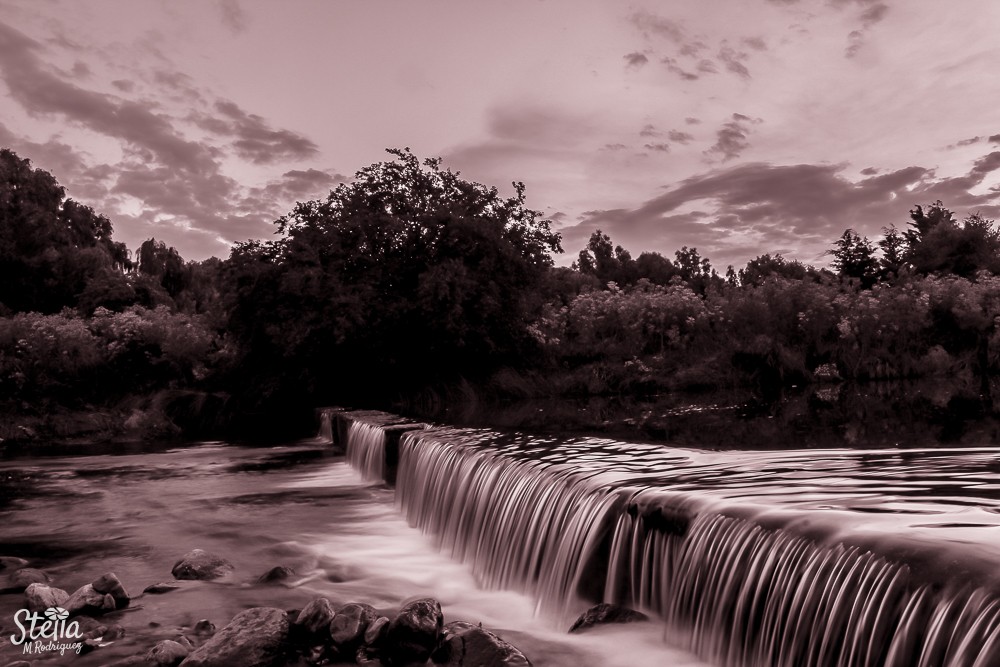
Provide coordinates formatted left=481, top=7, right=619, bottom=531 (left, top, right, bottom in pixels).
left=0, top=441, right=707, bottom=667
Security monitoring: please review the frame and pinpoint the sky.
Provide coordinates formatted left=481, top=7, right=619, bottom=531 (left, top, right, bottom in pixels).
left=2, top=0, right=1000, bottom=269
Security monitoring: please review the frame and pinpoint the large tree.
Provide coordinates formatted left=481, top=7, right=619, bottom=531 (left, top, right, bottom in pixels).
left=225, top=148, right=562, bottom=404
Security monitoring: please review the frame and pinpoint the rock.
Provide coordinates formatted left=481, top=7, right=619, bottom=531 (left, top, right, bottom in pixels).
left=65, top=583, right=116, bottom=616
left=293, top=597, right=336, bottom=637
left=256, top=565, right=295, bottom=584
left=383, top=598, right=444, bottom=665
left=6, top=661, right=31, bottom=667
left=329, top=602, right=377, bottom=650
left=92, top=572, right=130, bottom=609
left=103, top=623, right=127, bottom=640
left=147, top=639, right=191, bottom=666
left=364, top=615, right=390, bottom=647
left=193, top=619, right=216, bottom=636
left=144, top=581, right=182, bottom=594
left=83, top=623, right=109, bottom=640
left=175, top=635, right=195, bottom=651
left=107, top=658, right=149, bottom=667
left=179, top=607, right=290, bottom=667
left=568, top=603, right=648, bottom=633
left=171, top=549, right=234, bottom=580
left=0, top=556, right=29, bottom=570
left=432, top=621, right=532, bottom=667
left=356, top=645, right=384, bottom=667
left=24, top=582, right=70, bottom=613
left=2, top=567, right=49, bottom=592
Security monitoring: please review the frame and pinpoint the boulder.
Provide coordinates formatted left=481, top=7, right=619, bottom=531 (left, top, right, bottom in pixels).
left=568, top=603, right=648, bottom=633
left=364, top=615, right=390, bottom=647
left=293, top=597, right=336, bottom=637
left=383, top=598, right=444, bottom=665
left=171, top=549, right=234, bottom=580
left=432, top=622, right=532, bottom=667
left=2, top=567, right=49, bottom=592
left=144, top=581, right=182, bottom=594
left=256, top=565, right=295, bottom=584
left=329, top=602, right=377, bottom=650
left=193, top=619, right=216, bottom=636
left=65, top=583, right=116, bottom=616
left=92, top=572, right=130, bottom=609
left=147, top=639, right=191, bottom=667
left=0, top=556, right=29, bottom=570
left=24, top=582, right=70, bottom=613
left=179, top=607, right=289, bottom=667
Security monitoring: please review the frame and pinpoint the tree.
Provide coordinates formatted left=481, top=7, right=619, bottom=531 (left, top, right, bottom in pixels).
left=225, top=148, right=562, bottom=405
left=831, top=229, right=878, bottom=286
left=575, top=230, right=639, bottom=286
left=0, top=149, right=132, bottom=313
left=877, top=225, right=906, bottom=280
left=738, top=253, right=808, bottom=287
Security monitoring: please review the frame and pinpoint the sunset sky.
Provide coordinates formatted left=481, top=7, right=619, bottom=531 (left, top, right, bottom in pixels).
left=2, top=0, right=999, bottom=268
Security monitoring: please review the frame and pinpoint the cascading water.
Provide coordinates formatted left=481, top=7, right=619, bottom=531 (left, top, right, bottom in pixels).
left=345, top=420, right=389, bottom=481
left=339, top=413, right=1000, bottom=667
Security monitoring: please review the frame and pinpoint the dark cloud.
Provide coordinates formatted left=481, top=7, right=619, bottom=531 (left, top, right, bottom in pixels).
left=705, top=113, right=761, bottom=162
left=644, top=143, right=671, bottom=152
left=219, top=0, right=248, bottom=34
left=685, top=117, right=701, bottom=125
left=639, top=124, right=661, bottom=138
left=205, top=100, right=318, bottom=164
left=602, top=143, right=628, bottom=151
left=623, top=52, right=649, bottom=68
left=954, top=137, right=983, bottom=148
left=832, top=0, right=890, bottom=58
left=559, top=151, right=1000, bottom=269
left=718, top=45, right=751, bottom=79
left=0, top=19, right=328, bottom=259
left=858, top=2, right=890, bottom=27
left=742, top=36, right=768, bottom=51
left=845, top=30, right=865, bottom=58
left=668, top=130, right=695, bottom=144
left=990, top=134, right=1000, bottom=144
left=860, top=167, right=879, bottom=175
left=697, top=59, right=718, bottom=74
left=629, top=10, right=686, bottom=43
left=661, top=57, right=699, bottom=81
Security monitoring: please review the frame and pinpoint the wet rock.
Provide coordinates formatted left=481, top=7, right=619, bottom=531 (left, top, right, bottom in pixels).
left=103, top=623, right=127, bottom=640
left=171, top=549, right=234, bottom=580
left=0, top=556, right=29, bottom=570
left=432, top=621, right=532, bottom=667
left=2, top=567, right=49, bottom=592
left=357, top=644, right=384, bottom=667
left=256, top=565, right=295, bottom=584
left=293, top=597, right=336, bottom=637
left=175, top=635, right=195, bottom=651
left=179, top=607, right=290, bottom=667
left=107, top=657, right=149, bottom=667
left=383, top=598, right=444, bottom=665
left=65, top=583, right=116, bottom=616
left=92, top=572, right=130, bottom=609
left=364, top=615, right=390, bottom=647
left=192, top=619, right=216, bottom=636
left=329, top=602, right=377, bottom=650
left=83, top=623, right=110, bottom=640
left=568, top=603, right=648, bottom=633
left=144, top=581, right=182, bottom=594
left=6, top=661, right=31, bottom=667
left=24, top=582, right=70, bottom=613
left=147, top=639, right=191, bottom=666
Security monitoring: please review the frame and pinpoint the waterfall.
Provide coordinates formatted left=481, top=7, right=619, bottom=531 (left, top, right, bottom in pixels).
left=345, top=420, right=389, bottom=482
left=338, top=414, right=1000, bottom=667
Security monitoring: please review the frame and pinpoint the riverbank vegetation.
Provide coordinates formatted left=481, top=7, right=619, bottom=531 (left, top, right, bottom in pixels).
left=4, top=146, right=1000, bottom=442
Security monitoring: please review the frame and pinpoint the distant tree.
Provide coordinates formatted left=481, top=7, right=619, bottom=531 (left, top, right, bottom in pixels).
left=877, top=224, right=907, bottom=280
left=831, top=229, right=878, bottom=286
left=137, top=238, right=190, bottom=298
left=635, top=251, right=677, bottom=285
left=905, top=205, right=1000, bottom=277
left=738, top=253, right=808, bottom=287
left=674, top=246, right=720, bottom=294
left=575, top=230, right=638, bottom=286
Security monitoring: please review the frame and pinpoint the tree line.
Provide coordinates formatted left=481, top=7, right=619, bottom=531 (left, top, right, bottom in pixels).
left=3, top=146, right=1000, bottom=439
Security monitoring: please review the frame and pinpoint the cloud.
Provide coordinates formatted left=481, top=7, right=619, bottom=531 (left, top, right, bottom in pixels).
left=0, top=19, right=328, bottom=259
left=860, top=167, right=879, bottom=175
left=644, top=143, right=671, bottom=152
left=718, top=45, right=751, bottom=79
left=558, top=150, right=1000, bottom=269
left=629, top=10, right=686, bottom=43
left=623, top=52, right=649, bottom=68
left=742, top=36, right=768, bottom=51
left=705, top=113, right=761, bottom=162
left=685, top=117, right=702, bottom=125
left=219, top=0, right=248, bottom=34
left=990, top=134, right=1000, bottom=144
left=668, top=130, right=695, bottom=144
left=639, top=124, right=661, bottom=138
left=190, top=100, right=319, bottom=164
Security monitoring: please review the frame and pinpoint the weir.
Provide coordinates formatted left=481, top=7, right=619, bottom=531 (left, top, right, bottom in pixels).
left=326, top=408, right=1000, bottom=667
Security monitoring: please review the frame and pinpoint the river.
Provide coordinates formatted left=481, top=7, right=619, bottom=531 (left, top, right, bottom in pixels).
left=0, top=437, right=707, bottom=666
